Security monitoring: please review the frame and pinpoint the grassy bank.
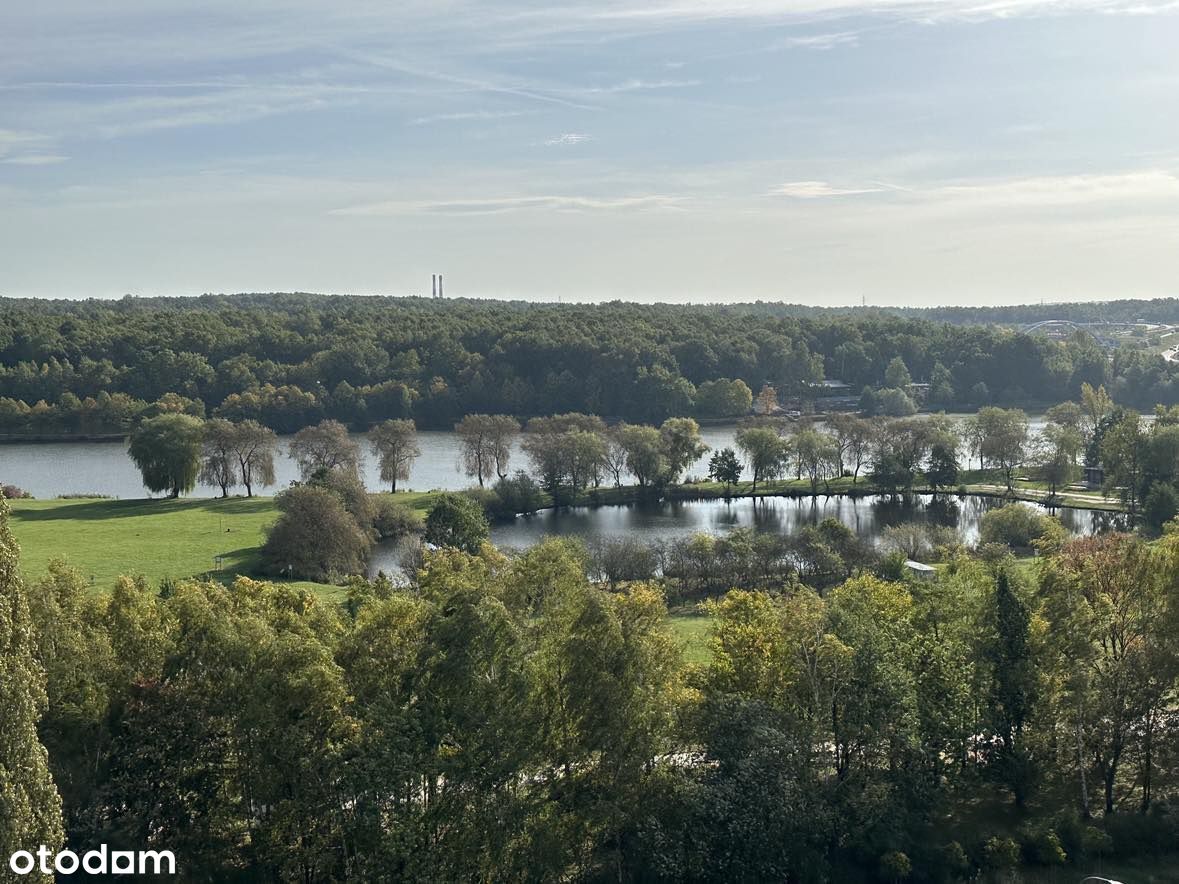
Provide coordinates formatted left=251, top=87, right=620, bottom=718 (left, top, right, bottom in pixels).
left=8, top=492, right=438, bottom=600
left=565, top=472, right=1125, bottom=513
left=9, top=493, right=719, bottom=663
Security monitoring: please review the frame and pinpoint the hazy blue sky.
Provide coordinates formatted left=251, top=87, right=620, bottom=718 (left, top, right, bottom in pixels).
left=2, top=0, right=1178, bottom=304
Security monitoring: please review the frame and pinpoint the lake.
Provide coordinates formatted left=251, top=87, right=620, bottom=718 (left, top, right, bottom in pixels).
left=0, top=416, right=1056, bottom=500
left=367, top=493, right=1123, bottom=577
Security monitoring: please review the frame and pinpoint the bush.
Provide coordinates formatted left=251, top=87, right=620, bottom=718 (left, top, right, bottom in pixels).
left=309, top=468, right=376, bottom=537
left=979, top=504, right=1059, bottom=549
left=1144, top=482, right=1179, bottom=532
left=982, top=836, right=1020, bottom=871
left=262, top=484, right=372, bottom=582
left=1104, top=806, right=1179, bottom=858
left=876, top=387, right=917, bottom=417
left=880, top=523, right=958, bottom=562
left=372, top=497, right=424, bottom=540
left=490, top=471, right=546, bottom=519
left=878, top=549, right=908, bottom=581
left=425, top=492, right=490, bottom=554
left=878, top=851, right=911, bottom=881
left=461, top=486, right=498, bottom=517
left=1, top=484, right=33, bottom=499
left=1019, top=823, right=1066, bottom=865
left=590, top=537, right=658, bottom=587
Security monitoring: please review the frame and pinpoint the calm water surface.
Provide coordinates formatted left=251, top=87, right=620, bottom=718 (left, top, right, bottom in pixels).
left=367, top=493, right=1123, bottom=577
left=0, top=416, right=1057, bottom=499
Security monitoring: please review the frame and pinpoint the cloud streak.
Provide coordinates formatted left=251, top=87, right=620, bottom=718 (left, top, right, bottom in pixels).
left=544, top=133, right=592, bottom=146
left=771, top=170, right=1179, bottom=209
left=331, top=193, right=684, bottom=216
left=772, top=180, right=887, bottom=197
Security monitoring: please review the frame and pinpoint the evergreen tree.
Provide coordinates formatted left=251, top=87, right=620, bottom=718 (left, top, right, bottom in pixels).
left=984, top=569, right=1038, bottom=807
left=0, top=498, right=64, bottom=878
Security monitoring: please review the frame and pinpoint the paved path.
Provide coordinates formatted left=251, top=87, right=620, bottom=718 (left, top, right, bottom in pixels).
left=972, top=483, right=1119, bottom=509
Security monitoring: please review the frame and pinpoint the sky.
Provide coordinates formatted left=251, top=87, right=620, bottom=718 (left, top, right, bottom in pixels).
left=2, top=0, right=1178, bottom=305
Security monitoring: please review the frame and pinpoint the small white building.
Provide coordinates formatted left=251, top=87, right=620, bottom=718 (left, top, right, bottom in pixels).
left=904, top=560, right=937, bottom=581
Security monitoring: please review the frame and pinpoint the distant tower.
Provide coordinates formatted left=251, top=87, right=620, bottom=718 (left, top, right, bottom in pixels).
left=438, top=274, right=444, bottom=298
left=431, top=274, right=437, bottom=298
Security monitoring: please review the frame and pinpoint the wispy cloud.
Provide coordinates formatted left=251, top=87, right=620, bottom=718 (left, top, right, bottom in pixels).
left=587, top=0, right=1179, bottom=28
left=332, top=193, right=684, bottom=216
left=772, top=180, right=887, bottom=197
left=772, top=169, right=1179, bottom=208
left=409, top=109, right=534, bottom=126
left=544, top=133, right=592, bottom=146
left=573, top=78, right=701, bottom=95
left=778, top=31, right=861, bottom=50
left=929, top=169, right=1179, bottom=208
left=1, top=154, right=70, bottom=165
left=0, top=129, right=53, bottom=155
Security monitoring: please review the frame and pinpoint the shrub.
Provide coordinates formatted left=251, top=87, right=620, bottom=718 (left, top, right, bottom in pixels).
left=262, top=484, right=372, bottom=582
left=372, top=497, right=424, bottom=540
left=1, top=484, right=33, bottom=499
left=490, top=471, right=546, bottom=519
left=878, top=549, right=908, bottom=581
left=590, top=537, right=658, bottom=587
left=425, top=492, right=490, bottom=554
left=982, top=836, right=1019, bottom=871
left=979, top=504, right=1059, bottom=549
left=461, top=486, right=498, bottom=517
left=1019, top=823, right=1066, bottom=865
left=876, top=387, right=917, bottom=417
left=1144, top=482, right=1179, bottom=532
left=880, top=523, right=958, bottom=562
left=878, top=851, right=911, bottom=881
left=309, top=467, right=376, bottom=538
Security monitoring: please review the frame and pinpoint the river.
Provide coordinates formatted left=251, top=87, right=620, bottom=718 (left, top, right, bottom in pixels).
left=0, top=416, right=1056, bottom=500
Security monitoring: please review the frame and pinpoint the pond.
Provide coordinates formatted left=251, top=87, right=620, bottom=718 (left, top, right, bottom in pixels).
left=366, top=493, right=1124, bottom=577
left=0, top=416, right=1058, bottom=500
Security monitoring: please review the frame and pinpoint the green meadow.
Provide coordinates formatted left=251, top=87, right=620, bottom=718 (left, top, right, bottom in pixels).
left=9, top=492, right=718, bottom=658
left=8, top=493, right=438, bottom=600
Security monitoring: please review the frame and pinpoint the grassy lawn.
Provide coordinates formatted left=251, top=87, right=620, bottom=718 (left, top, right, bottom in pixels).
left=9, top=492, right=438, bottom=601
left=668, top=608, right=713, bottom=664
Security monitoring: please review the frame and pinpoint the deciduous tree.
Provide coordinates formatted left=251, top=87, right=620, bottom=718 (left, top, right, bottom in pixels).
left=370, top=418, right=420, bottom=492
left=128, top=412, right=205, bottom=497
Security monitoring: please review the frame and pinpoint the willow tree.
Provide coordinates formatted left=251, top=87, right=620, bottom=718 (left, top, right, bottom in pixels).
left=128, top=412, right=205, bottom=497
left=0, top=497, right=65, bottom=875
left=370, top=418, right=420, bottom=492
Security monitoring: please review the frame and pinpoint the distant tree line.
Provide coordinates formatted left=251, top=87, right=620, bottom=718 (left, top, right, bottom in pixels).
left=3, top=294, right=1176, bottom=435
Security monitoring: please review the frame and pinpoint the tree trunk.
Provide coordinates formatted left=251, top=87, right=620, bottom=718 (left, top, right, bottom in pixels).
left=1076, top=700, right=1090, bottom=819
left=1142, top=716, right=1154, bottom=813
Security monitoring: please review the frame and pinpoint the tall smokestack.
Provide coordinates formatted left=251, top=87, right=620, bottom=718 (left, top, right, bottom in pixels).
left=438, top=274, right=443, bottom=298
left=431, top=274, right=437, bottom=298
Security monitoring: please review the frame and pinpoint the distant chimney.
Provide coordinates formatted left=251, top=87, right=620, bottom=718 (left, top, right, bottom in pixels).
left=438, top=274, right=443, bottom=298
left=431, top=274, right=437, bottom=298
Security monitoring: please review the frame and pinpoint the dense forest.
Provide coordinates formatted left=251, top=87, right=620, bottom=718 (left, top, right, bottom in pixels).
left=7, top=498, right=1179, bottom=882
left=1, top=294, right=1176, bottom=434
